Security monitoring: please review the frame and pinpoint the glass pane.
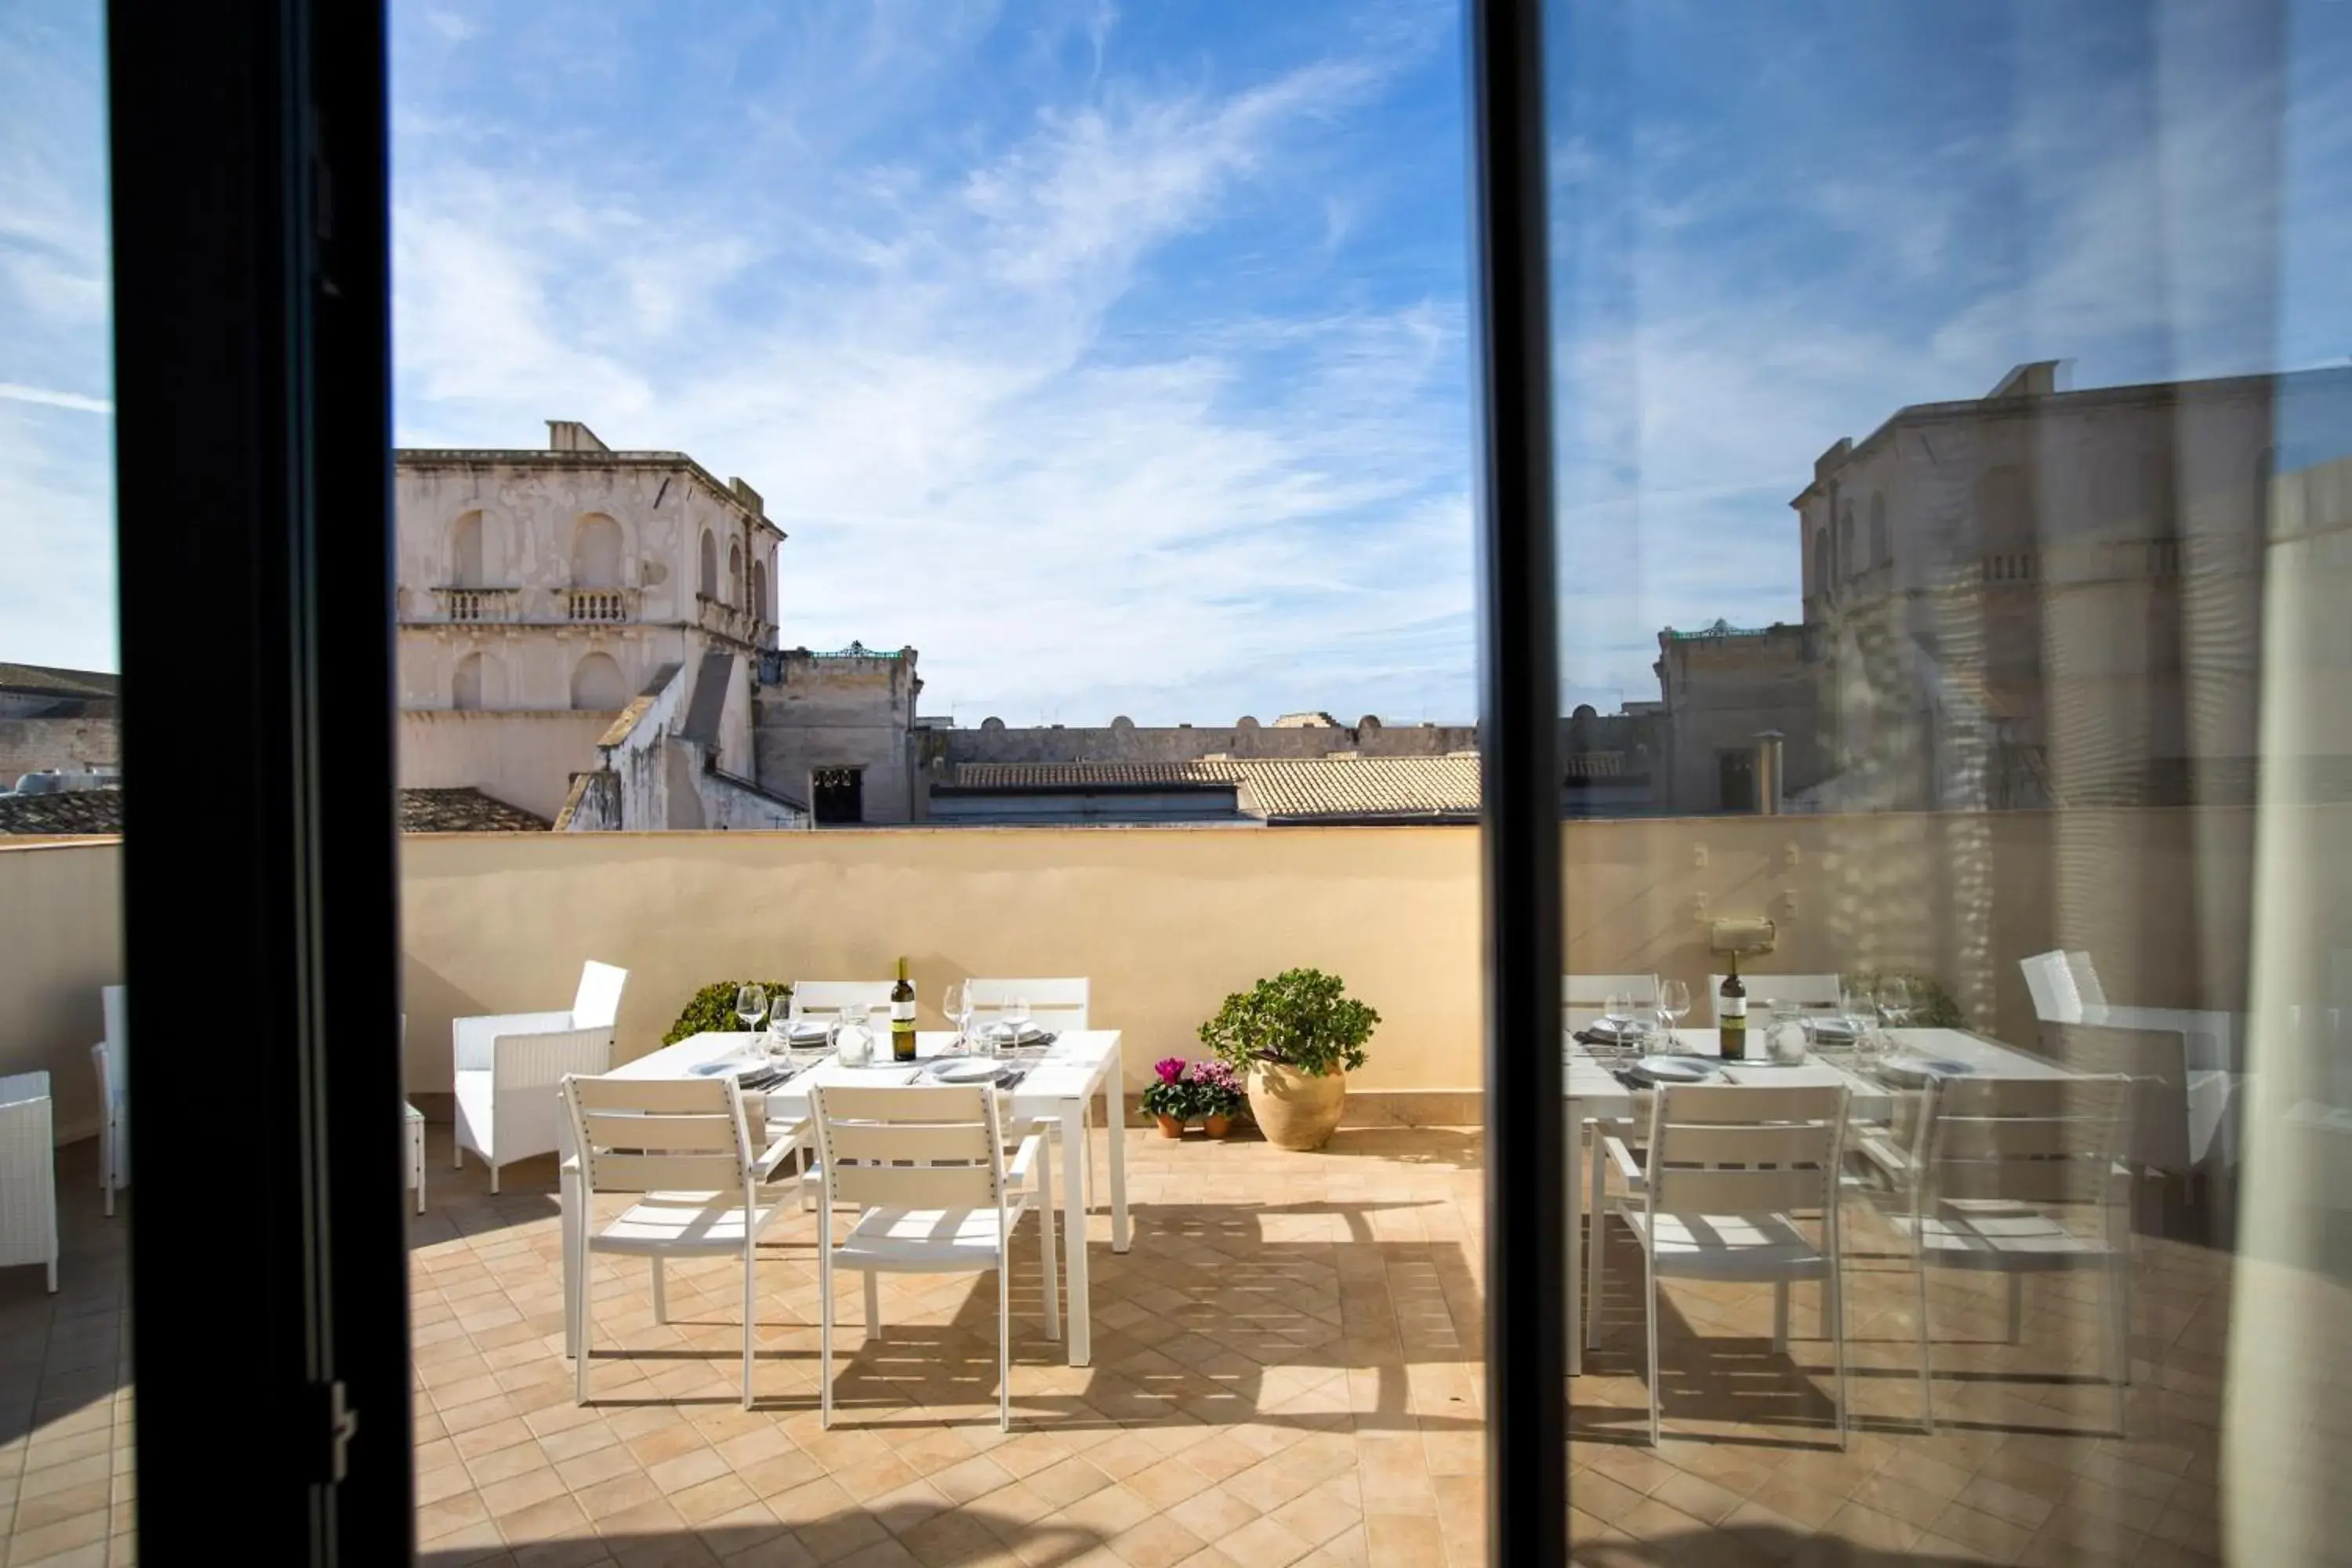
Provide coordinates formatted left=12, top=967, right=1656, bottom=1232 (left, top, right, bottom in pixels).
left=393, top=5, right=1478, bottom=1561
left=1554, top=0, right=2352, bottom=1556
left=0, top=2, right=130, bottom=1563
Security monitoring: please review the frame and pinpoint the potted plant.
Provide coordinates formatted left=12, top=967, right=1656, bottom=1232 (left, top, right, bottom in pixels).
left=1142, top=1058, right=1197, bottom=1138
left=1192, top=1059, right=1245, bottom=1139
left=1199, top=967, right=1379, bottom=1151
left=663, top=980, right=794, bottom=1046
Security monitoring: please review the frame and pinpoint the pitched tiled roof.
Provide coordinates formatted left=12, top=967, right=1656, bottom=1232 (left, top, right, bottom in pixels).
left=0, top=786, right=550, bottom=836
left=398, top=788, right=552, bottom=833
left=953, top=756, right=1481, bottom=823
left=0, top=788, right=122, bottom=835
left=0, top=662, right=118, bottom=700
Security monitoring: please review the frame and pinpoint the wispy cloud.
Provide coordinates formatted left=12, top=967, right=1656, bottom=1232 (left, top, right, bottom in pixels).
left=0, top=383, right=111, bottom=415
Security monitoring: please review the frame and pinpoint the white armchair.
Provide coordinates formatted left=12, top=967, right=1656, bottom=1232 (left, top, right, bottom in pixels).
left=454, top=962, right=627, bottom=1192
left=92, top=985, right=128, bottom=1217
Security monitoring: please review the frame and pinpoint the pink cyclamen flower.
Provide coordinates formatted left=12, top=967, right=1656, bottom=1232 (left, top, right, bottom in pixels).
left=1153, top=1057, right=1186, bottom=1086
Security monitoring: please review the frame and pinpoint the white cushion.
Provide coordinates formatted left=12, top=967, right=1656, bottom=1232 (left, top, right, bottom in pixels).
left=1891, top=1201, right=2117, bottom=1269
left=453, top=1070, right=494, bottom=1152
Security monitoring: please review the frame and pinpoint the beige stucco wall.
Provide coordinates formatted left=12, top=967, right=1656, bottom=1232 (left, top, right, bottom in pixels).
left=398, top=709, right=620, bottom=820
left=0, top=841, right=122, bottom=1142
left=0, top=807, right=2274, bottom=1137
left=0, top=715, right=119, bottom=785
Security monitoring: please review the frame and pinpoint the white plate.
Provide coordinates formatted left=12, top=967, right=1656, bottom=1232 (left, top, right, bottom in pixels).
left=979, top=1022, right=1049, bottom=1046
left=1880, top=1057, right=1973, bottom=1081
left=780, top=1022, right=832, bottom=1044
left=929, top=1058, right=1007, bottom=1085
left=1631, top=1055, right=1716, bottom=1083
left=690, top=1055, right=762, bottom=1077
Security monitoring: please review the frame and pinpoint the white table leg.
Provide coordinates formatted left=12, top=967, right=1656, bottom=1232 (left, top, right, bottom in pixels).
left=1061, top=1102, right=1091, bottom=1366
left=560, top=1121, right=583, bottom=1362
left=1566, top=1094, right=1584, bottom=1377
left=1104, top=1039, right=1129, bottom=1253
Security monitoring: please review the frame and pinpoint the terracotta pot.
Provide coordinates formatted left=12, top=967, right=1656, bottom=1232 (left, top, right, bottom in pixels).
left=1203, top=1113, right=1233, bottom=1140
left=1154, top=1113, right=1185, bottom=1139
left=1246, top=1064, right=1346, bottom=1151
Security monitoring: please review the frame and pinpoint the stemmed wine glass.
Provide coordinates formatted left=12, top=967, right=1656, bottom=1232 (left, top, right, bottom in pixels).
left=1656, top=979, right=1691, bottom=1053
left=1876, top=975, right=1913, bottom=1030
left=735, top=984, right=768, bottom=1046
left=941, top=982, right=974, bottom=1054
left=1004, top=996, right=1032, bottom=1057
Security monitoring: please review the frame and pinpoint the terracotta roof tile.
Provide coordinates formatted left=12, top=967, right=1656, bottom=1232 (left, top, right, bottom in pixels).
left=953, top=756, right=1480, bottom=822
left=0, top=789, right=122, bottom=835
left=0, top=786, right=550, bottom=836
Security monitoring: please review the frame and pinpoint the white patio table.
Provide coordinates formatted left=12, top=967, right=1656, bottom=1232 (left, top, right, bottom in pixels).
left=559, top=1027, right=1130, bottom=1367
left=1563, top=1025, right=2069, bottom=1374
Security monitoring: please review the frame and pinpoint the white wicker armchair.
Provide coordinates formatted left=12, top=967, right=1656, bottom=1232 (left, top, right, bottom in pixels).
left=454, top=962, right=627, bottom=1192
left=0, top=1072, right=58, bottom=1292
left=91, top=985, right=128, bottom=1217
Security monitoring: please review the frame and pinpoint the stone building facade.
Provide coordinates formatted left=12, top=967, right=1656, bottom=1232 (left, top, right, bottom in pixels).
left=394, top=421, right=800, bottom=826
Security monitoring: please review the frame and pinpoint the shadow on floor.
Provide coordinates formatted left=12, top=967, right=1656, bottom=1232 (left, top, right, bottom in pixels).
left=417, top=1500, right=1107, bottom=1566
left=1572, top=1526, right=1985, bottom=1566
left=0, top=1138, right=129, bottom=1454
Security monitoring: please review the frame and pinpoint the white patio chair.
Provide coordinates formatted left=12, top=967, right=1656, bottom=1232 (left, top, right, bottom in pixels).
left=562, top=1072, right=798, bottom=1409
left=811, top=1082, right=1059, bottom=1432
left=967, top=977, right=1091, bottom=1192
left=1711, top=972, right=1841, bottom=1022
left=2022, top=950, right=2237, bottom=1177
left=2022, top=949, right=2236, bottom=1070
left=0, top=1072, right=59, bottom=1292
left=787, top=980, right=895, bottom=1025
left=1586, top=1082, right=1852, bottom=1447
left=454, top=961, right=627, bottom=1192
left=1860, top=1074, right=2134, bottom=1436
left=92, top=984, right=127, bottom=1217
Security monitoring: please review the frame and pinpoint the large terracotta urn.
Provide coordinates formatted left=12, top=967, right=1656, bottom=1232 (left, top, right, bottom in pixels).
left=1247, top=1063, right=1347, bottom=1151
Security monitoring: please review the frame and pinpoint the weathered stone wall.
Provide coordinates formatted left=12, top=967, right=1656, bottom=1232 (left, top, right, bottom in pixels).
left=0, top=715, right=119, bottom=786
left=397, top=709, right=615, bottom=820
left=929, top=714, right=1478, bottom=768
left=753, top=651, right=921, bottom=823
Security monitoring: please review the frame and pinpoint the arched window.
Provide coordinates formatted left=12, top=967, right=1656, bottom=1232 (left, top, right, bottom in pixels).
left=728, top=539, right=743, bottom=604
left=452, top=651, right=503, bottom=711
left=570, top=652, right=626, bottom=710
left=572, top=513, right=623, bottom=588
left=451, top=510, right=485, bottom=587
left=1869, top=492, right=1889, bottom=566
left=1812, top=528, right=1831, bottom=595
left=749, top=558, right=768, bottom=625
left=1838, top=503, right=1856, bottom=579
left=698, top=530, right=718, bottom=599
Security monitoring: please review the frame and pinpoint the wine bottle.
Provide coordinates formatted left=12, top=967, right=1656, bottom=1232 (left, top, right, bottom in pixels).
left=891, top=956, right=918, bottom=1063
left=1719, top=955, right=1748, bottom=1061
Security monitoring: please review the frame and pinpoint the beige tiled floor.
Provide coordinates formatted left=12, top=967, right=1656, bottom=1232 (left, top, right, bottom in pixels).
left=2, top=1124, right=2244, bottom=1566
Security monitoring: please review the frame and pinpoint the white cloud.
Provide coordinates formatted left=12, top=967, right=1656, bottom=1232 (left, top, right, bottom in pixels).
left=0, top=383, right=111, bottom=414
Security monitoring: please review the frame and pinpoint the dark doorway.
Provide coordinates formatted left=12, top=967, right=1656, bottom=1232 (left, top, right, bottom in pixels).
left=1717, top=749, right=1756, bottom=812
left=812, top=766, right=864, bottom=825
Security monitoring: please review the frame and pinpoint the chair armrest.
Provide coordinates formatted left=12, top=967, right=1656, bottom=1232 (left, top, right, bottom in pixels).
left=490, top=1025, right=611, bottom=1090
left=753, top=1126, right=806, bottom=1184
left=452, top=1011, right=575, bottom=1072
left=1007, top=1131, right=1050, bottom=1188
left=1853, top=1132, right=1911, bottom=1178
left=1598, top=1135, right=1646, bottom=1189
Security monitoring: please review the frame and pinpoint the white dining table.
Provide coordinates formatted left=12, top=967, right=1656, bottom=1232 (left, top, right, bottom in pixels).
left=1562, top=1025, right=2070, bottom=1374
left=559, top=1027, right=1130, bottom=1367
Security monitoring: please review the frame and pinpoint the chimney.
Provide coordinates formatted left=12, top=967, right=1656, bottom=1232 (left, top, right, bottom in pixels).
left=1755, top=730, right=1784, bottom=815
left=546, top=420, right=609, bottom=453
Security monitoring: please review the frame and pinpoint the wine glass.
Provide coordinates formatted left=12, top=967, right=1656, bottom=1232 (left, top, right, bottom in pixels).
left=1657, top=979, right=1691, bottom=1053
left=1602, top=990, right=1633, bottom=1057
left=941, top=982, right=971, bottom=1054
left=734, top=984, right=768, bottom=1043
left=1877, top=976, right=1913, bottom=1030
left=1004, top=996, right=1033, bottom=1056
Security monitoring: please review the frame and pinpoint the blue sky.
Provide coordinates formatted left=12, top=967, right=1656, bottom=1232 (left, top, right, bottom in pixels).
left=5, top=1, right=2350, bottom=722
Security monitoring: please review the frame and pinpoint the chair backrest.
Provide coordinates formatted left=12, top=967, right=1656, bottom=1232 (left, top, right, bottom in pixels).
left=1564, top=974, right=1659, bottom=1033
left=100, top=985, right=127, bottom=1094
left=1711, top=972, right=1840, bottom=1022
left=1643, top=1083, right=1847, bottom=1215
left=2042, top=1024, right=2185, bottom=1171
left=2063, top=950, right=2108, bottom=1009
left=966, top=978, right=1088, bottom=1031
left=572, top=962, right=629, bottom=1031
left=2019, top=950, right=2084, bottom=1024
left=812, top=1083, right=1006, bottom=1214
left=1918, top=1074, right=2132, bottom=1203
left=789, top=981, right=896, bottom=1022
left=562, top=1074, right=753, bottom=1198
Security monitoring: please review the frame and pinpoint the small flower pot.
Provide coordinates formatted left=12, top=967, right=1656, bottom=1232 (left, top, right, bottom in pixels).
left=1154, top=1113, right=1185, bottom=1139
left=1203, top=1113, right=1234, bottom=1140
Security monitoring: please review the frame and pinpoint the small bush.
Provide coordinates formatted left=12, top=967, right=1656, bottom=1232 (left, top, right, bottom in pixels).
left=664, top=981, right=795, bottom=1047
left=1838, top=971, right=1965, bottom=1029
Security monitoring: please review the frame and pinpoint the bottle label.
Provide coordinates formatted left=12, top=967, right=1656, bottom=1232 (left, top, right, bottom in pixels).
left=891, top=1001, right=916, bottom=1023
left=1722, top=996, right=1747, bottom=1018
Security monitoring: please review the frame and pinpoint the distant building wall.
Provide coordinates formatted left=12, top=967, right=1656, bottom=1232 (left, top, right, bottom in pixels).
left=753, top=648, right=922, bottom=824
left=1654, top=625, right=1825, bottom=813
left=397, top=709, right=617, bottom=820
left=0, top=716, right=120, bottom=786
left=931, top=714, right=1478, bottom=768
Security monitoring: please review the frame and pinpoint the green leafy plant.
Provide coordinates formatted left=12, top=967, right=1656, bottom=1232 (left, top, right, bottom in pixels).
left=1839, top=971, right=1966, bottom=1029
left=1198, top=968, right=1380, bottom=1079
left=663, top=981, right=794, bottom=1047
